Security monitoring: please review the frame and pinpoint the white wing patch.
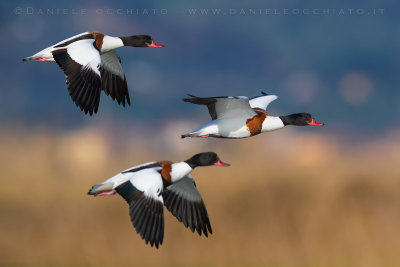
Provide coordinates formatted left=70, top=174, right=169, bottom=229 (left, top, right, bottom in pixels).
left=249, top=94, right=278, bottom=110
left=130, top=168, right=164, bottom=202
left=67, top=39, right=101, bottom=76
left=100, top=162, right=160, bottom=190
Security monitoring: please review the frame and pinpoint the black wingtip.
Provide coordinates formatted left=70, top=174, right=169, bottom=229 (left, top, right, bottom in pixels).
left=181, top=134, right=189, bottom=139
left=22, top=58, right=28, bottom=62
left=151, top=241, right=161, bottom=249
left=261, top=91, right=268, bottom=95
left=53, top=48, right=101, bottom=116
left=183, top=94, right=196, bottom=102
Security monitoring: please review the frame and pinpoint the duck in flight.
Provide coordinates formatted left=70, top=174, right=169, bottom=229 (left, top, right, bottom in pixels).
left=88, top=152, right=230, bottom=248
left=23, top=32, right=163, bottom=115
left=181, top=92, right=324, bottom=139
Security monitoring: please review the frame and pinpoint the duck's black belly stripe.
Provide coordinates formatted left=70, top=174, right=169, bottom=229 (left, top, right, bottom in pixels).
left=54, top=33, right=94, bottom=48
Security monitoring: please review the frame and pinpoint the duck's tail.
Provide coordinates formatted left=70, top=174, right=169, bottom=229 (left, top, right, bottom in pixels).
left=22, top=56, right=54, bottom=62
left=88, top=182, right=115, bottom=196
left=181, top=133, right=191, bottom=139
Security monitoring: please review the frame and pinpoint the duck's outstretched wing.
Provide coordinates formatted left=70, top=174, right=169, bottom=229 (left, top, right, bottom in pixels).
left=183, top=95, right=255, bottom=120
left=249, top=92, right=278, bottom=111
left=115, top=179, right=164, bottom=249
left=163, top=176, right=212, bottom=237
left=52, top=39, right=101, bottom=115
left=100, top=50, right=131, bottom=107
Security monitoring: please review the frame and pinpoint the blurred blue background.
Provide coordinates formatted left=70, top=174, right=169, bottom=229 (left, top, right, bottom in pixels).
left=1, top=0, right=399, bottom=134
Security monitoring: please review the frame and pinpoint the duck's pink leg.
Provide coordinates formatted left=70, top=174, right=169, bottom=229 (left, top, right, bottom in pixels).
left=94, top=190, right=116, bottom=197
left=199, top=135, right=210, bottom=138
left=36, top=57, right=52, bottom=62
left=24, top=57, right=52, bottom=62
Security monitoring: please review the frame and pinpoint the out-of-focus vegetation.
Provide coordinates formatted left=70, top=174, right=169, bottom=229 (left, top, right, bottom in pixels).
left=1, top=126, right=400, bottom=266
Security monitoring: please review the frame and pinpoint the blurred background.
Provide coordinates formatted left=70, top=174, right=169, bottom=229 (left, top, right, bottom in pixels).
left=1, top=0, right=400, bottom=266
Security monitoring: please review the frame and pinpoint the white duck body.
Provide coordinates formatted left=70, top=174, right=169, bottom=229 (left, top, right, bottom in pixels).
left=182, top=93, right=285, bottom=138
left=189, top=118, right=251, bottom=138
left=188, top=115, right=284, bottom=138
left=261, top=116, right=285, bottom=132
left=24, top=32, right=92, bottom=61
left=24, top=32, right=124, bottom=62
left=91, top=161, right=193, bottom=195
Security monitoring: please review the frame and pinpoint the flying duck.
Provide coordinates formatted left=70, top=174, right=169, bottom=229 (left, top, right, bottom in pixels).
left=23, top=32, right=163, bottom=115
left=181, top=92, right=324, bottom=139
left=88, top=152, right=230, bottom=248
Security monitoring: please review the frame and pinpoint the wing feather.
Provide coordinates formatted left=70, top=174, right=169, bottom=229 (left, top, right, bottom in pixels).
left=163, top=176, right=212, bottom=237
left=249, top=92, right=278, bottom=110
left=100, top=50, right=131, bottom=106
left=116, top=181, right=164, bottom=248
left=184, top=95, right=255, bottom=120
left=52, top=40, right=101, bottom=115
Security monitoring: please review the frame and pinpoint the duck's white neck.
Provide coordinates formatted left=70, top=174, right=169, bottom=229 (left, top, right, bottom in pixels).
left=170, top=162, right=193, bottom=183
left=261, top=116, right=285, bottom=132
left=101, top=36, right=124, bottom=52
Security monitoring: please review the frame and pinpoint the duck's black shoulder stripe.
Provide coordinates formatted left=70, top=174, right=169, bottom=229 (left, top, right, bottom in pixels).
left=122, top=163, right=162, bottom=174
left=54, top=33, right=94, bottom=48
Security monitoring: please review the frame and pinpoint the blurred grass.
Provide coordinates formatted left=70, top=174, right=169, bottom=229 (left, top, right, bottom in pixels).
left=1, top=126, right=400, bottom=267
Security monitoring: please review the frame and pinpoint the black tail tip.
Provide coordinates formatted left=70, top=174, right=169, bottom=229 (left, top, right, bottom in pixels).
left=87, top=187, right=96, bottom=195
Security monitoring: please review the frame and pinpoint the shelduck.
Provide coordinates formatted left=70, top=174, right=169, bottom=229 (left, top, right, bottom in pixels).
left=23, top=32, right=163, bottom=115
left=181, top=92, right=324, bottom=139
left=88, top=152, right=230, bottom=248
